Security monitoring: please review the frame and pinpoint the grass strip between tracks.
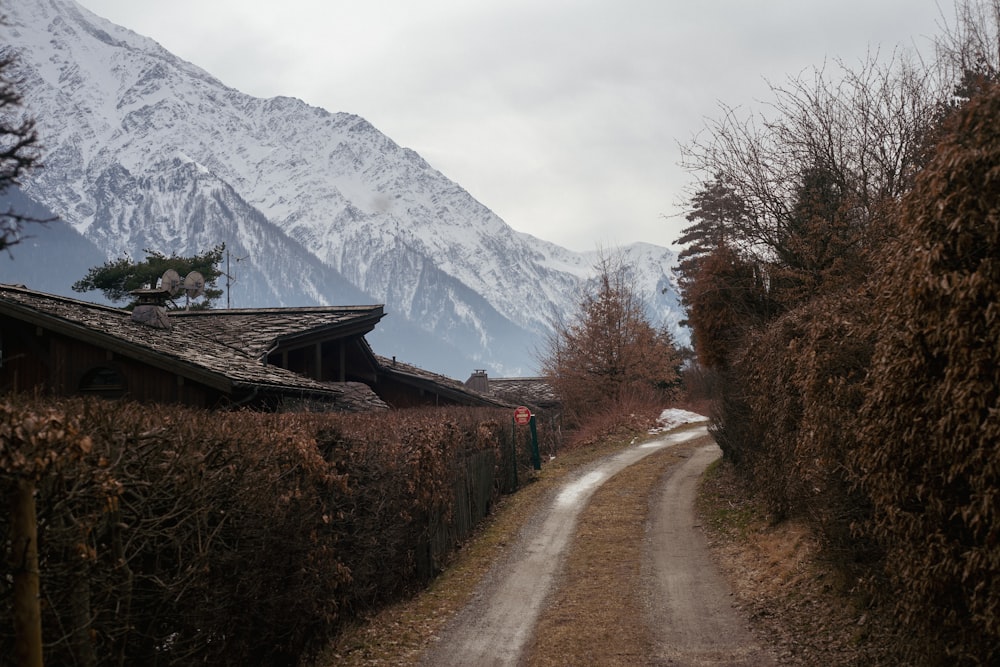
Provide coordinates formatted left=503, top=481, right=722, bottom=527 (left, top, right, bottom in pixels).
left=524, top=439, right=703, bottom=666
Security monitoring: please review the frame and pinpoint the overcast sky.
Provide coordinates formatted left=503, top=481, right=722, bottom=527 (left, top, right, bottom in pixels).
left=77, top=0, right=948, bottom=252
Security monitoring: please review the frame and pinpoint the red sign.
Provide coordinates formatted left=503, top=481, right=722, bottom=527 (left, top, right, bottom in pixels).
left=513, top=405, right=532, bottom=425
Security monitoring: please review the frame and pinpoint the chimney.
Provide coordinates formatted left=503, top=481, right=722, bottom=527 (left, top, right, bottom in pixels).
left=130, top=287, right=172, bottom=330
left=465, top=369, right=489, bottom=393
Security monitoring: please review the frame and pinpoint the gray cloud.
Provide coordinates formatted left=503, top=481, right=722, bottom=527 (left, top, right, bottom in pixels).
left=80, top=0, right=944, bottom=251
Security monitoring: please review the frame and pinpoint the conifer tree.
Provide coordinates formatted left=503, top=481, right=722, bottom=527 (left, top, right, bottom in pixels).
left=73, top=245, right=225, bottom=309
left=674, top=175, right=745, bottom=296
left=541, top=254, right=679, bottom=426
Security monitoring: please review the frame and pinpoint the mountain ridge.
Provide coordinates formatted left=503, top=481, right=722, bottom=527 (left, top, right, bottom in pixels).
left=2, top=0, right=685, bottom=377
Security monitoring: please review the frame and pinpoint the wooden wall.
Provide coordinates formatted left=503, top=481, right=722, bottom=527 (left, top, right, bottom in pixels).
left=1, top=317, right=218, bottom=408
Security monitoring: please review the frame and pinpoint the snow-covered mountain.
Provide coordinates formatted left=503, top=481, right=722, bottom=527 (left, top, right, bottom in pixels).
left=0, top=0, right=685, bottom=378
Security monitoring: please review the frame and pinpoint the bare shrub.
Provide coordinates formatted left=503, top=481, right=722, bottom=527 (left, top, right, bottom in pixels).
left=563, top=387, right=666, bottom=450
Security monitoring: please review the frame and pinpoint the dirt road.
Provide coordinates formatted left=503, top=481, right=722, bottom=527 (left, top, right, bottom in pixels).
left=644, top=442, right=774, bottom=665
left=419, top=425, right=772, bottom=666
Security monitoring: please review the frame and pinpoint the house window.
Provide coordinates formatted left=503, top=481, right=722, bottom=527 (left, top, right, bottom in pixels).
left=79, top=365, right=126, bottom=398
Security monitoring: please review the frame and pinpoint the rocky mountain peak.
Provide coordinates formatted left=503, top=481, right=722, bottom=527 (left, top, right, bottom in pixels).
left=1, top=0, right=685, bottom=377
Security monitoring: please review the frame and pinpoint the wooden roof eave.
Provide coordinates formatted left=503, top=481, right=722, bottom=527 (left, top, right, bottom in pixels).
left=1, top=302, right=234, bottom=393
left=270, top=310, right=385, bottom=352
left=378, top=366, right=511, bottom=408
left=347, top=336, right=381, bottom=382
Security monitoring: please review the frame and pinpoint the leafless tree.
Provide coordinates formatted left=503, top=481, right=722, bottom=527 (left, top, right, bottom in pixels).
left=934, top=0, right=1000, bottom=96
left=0, top=49, right=44, bottom=252
left=681, top=49, right=944, bottom=270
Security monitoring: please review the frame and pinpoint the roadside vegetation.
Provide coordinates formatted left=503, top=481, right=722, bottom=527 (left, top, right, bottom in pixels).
left=540, top=251, right=684, bottom=443
left=698, top=458, right=905, bottom=665
left=0, top=398, right=549, bottom=666
left=318, top=419, right=676, bottom=666
left=5, top=2, right=998, bottom=665
left=674, top=1, right=1000, bottom=662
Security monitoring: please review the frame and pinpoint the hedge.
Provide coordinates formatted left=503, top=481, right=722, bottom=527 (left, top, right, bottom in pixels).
left=1, top=398, right=534, bottom=666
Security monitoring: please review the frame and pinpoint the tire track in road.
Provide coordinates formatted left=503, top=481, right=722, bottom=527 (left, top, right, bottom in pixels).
left=644, top=442, right=775, bottom=665
left=419, top=426, right=708, bottom=667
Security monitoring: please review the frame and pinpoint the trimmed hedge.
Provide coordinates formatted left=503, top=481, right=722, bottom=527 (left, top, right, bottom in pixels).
left=1, top=398, right=528, bottom=666
left=714, top=84, right=1000, bottom=664
left=736, top=288, right=875, bottom=560
left=853, top=84, right=1000, bottom=665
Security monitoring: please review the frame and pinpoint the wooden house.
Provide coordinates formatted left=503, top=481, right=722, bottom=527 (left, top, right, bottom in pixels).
left=376, top=356, right=510, bottom=409
left=0, top=284, right=505, bottom=411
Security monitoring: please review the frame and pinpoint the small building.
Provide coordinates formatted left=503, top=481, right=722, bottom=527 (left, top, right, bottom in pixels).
left=464, top=369, right=560, bottom=413
left=378, top=357, right=510, bottom=409
left=0, top=284, right=505, bottom=411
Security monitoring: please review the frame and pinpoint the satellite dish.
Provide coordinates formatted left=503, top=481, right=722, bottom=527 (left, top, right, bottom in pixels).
left=183, top=271, right=205, bottom=299
left=160, top=269, right=182, bottom=296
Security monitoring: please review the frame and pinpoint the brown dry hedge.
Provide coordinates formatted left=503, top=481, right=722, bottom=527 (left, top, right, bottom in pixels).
left=853, top=83, right=1000, bottom=665
left=714, top=83, right=1000, bottom=664
left=1, top=398, right=527, bottom=666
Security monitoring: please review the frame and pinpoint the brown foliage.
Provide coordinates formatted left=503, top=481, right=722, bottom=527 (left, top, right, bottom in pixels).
left=734, top=289, right=875, bottom=560
left=542, top=254, right=680, bottom=429
left=0, top=396, right=94, bottom=479
left=682, top=245, right=774, bottom=371
left=1, top=400, right=519, bottom=666
left=715, top=82, right=1000, bottom=665
left=853, top=82, right=1000, bottom=665
left=561, top=389, right=666, bottom=450
left=677, top=45, right=940, bottom=371
left=678, top=11, right=1000, bottom=664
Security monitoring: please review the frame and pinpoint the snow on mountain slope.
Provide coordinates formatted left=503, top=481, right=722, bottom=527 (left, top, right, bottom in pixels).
left=2, top=0, right=686, bottom=377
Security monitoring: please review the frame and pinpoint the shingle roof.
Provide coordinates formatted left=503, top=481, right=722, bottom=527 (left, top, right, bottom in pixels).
left=486, top=377, right=559, bottom=409
left=376, top=354, right=513, bottom=408
left=0, top=284, right=388, bottom=410
left=171, top=306, right=384, bottom=358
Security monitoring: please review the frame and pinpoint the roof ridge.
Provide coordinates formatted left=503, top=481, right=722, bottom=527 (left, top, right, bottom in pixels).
left=171, top=304, right=384, bottom=316
left=0, top=283, right=126, bottom=313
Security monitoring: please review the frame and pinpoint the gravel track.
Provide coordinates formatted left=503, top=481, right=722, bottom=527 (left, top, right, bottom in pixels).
left=419, top=425, right=766, bottom=666
left=644, top=442, right=775, bottom=665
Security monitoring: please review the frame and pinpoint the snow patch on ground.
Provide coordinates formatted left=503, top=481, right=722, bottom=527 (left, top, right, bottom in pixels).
left=555, top=470, right=610, bottom=507
left=649, top=408, right=708, bottom=434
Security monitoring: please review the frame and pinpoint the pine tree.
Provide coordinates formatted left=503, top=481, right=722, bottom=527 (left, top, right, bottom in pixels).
left=674, top=175, right=746, bottom=297
left=73, top=245, right=225, bottom=309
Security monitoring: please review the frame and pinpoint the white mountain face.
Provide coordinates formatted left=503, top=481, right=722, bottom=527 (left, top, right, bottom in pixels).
left=1, top=0, right=687, bottom=377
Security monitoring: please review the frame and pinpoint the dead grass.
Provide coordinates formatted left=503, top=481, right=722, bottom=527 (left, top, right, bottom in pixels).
left=317, top=430, right=909, bottom=667
left=696, top=458, right=902, bottom=666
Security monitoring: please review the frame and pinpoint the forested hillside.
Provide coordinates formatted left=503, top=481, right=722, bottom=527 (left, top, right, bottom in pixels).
left=674, top=2, right=1000, bottom=663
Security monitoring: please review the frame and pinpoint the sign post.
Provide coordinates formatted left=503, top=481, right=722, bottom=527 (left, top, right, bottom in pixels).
left=513, top=406, right=541, bottom=471
left=528, top=413, right=541, bottom=470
